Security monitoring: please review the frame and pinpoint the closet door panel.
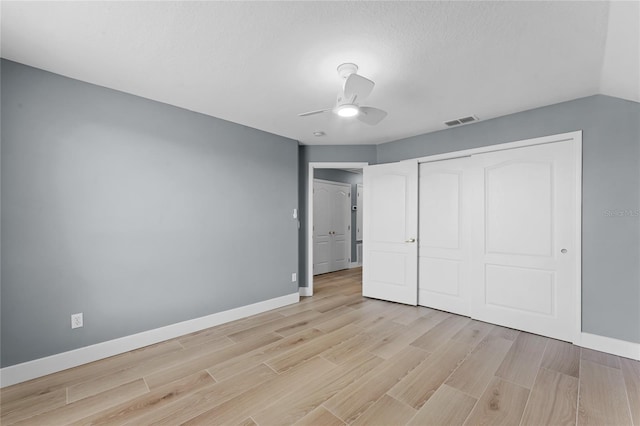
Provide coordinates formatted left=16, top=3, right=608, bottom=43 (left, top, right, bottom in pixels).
left=363, top=160, right=418, bottom=305
left=418, top=158, right=471, bottom=316
left=469, top=140, right=576, bottom=342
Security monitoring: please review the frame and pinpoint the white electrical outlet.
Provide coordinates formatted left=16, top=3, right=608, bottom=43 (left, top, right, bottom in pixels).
left=291, top=272, right=297, bottom=282
left=71, top=313, right=83, bottom=329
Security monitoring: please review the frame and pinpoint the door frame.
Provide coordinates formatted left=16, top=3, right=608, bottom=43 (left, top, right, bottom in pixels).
left=415, top=130, right=583, bottom=344
left=305, top=162, right=369, bottom=296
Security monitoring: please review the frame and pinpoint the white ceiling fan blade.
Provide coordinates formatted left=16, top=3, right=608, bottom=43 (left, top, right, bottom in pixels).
left=344, top=74, right=374, bottom=100
left=357, top=107, right=387, bottom=125
left=298, top=108, right=331, bottom=117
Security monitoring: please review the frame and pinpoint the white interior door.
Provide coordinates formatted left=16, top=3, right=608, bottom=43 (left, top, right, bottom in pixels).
left=418, top=157, right=471, bottom=316
left=469, top=140, right=576, bottom=341
left=313, top=182, right=331, bottom=275
left=330, top=183, right=350, bottom=271
left=363, top=160, right=418, bottom=305
left=313, top=180, right=351, bottom=275
left=356, top=184, right=363, bottom=241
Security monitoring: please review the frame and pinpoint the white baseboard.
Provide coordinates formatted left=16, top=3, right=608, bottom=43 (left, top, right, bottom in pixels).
left=579, top=332, right=640, bottom=361
left=299, top=287, right=312, bottom=297
left=0, top=292, right=300, bottom=388
left=349, top=262, right=362, bottom=269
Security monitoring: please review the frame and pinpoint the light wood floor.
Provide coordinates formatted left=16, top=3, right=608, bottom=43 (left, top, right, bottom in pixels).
left=2, top=267, right=639, bottom=425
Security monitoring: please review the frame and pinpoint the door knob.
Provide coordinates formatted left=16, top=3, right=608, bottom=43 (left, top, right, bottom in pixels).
left=561, top=248, right=567, bottom=253
left=405, top=238, right=416, bottom=243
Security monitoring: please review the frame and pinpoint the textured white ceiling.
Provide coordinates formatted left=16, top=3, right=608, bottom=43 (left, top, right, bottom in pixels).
left=1, top=1, right=638, bottom=146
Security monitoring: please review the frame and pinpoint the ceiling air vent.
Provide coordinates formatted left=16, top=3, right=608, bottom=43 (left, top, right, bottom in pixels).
left=444, top=115, right=479, bottom=127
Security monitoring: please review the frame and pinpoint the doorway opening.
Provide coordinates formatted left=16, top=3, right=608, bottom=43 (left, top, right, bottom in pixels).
left=306, top=162, right=368, bottom=296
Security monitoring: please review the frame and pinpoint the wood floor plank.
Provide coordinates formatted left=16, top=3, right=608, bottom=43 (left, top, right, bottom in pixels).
left=463, top=376, right=530, bottom=426
left=294, top=406, right=345, bottom=426
left=620, top=358, right=640, bottom=426
left=489, top=325, right=520, bottom=341
left=127, top=363, right=277, bottom=425
left=581, top=347, right=621, bottom=369
left=252, top=352, right=383, bottom=426
left=351, top=394, right=416, bottom=426
left=68, top=371, right=215, bottom=426
left=177, top=327, right=234, bottom=349
left=450, top=319, right=495, bottom=347
left=369, top=312, right=457, bottom=360
left=520, top=367, right=578, bottom=426
left=324, top=346, right=429, bottom=424
left=209, top=310, right=285, bottom=335
left=208, top=327, right=325, bottom=381
left=311, top=295, right=353, bottom=314
left=410, top=314, right=469, bottom=352
left=144, top=332, right=281, bottom=389
left=0, top=340, right=181, bottom=406
left=0, top=388, right=66, bottom=425
left=445, top=334, right=514, bottom=398
left=266, top=324, right=361, bottom=373
left=578, top=359, right=632, bottom=426
left=407, top=384, right=476, bottom=426
left=67, top=336, right=228, bottom=403
left=388, top=339, right=474, bottom=409
left=352, top=301, right=406, bottom=329
left=495, top=332, right=548, bottom=388
left=275, top=306, right=351, bottom=336
left=314, top=308, right=364, bottom=333
left=227, top=309, right=322, bottom=342
left=65, top=336, right=225, bottom=403
left=541, top=338, right=581, bottom=377
left=391, top=305, right=434, bottom=325
left=180, top=357, right=335, bottom=425
left=320, top=330, right=377, bottom=365
left=13, top=379, right=149, bottom=426
left=275, top=298, right=321, bottom=316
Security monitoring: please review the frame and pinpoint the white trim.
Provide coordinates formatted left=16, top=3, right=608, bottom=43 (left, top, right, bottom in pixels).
left=0, top=292, right=299, bottom=388
left=299, top=287, right=312, bottom=297
left=415, top=130, right=583, bottom=345
left=307, top=162, right=369, bottom=297
left=349, top=262, right=361, bottom=269
left=572, top=133, right=583, bottom=345
left=579, top=332, right=640, bottom=361
left=415, top=131, right=582, bottom=164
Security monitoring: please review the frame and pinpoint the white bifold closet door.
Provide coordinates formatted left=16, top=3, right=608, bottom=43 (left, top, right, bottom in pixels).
left=418, top=157, right=472, bottom=316
left=468, top=140, right=576, bottom=342
left=417, top=140, right=576, bottom=341
left=363, top=160, right=418, bottom=305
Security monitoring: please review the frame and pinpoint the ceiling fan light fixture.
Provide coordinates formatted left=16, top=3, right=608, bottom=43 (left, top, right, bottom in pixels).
left=336, top=104, right=359, bottom=117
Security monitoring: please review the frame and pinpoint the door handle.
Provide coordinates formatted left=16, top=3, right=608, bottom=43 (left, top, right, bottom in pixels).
left=405, top=238, right=416, bottom=243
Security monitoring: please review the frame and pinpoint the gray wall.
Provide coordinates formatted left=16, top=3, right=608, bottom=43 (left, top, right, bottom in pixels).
left=1, top=60, right=299, bottom=367
left=377, top=95, right=640, bottom=344
left=313, top=169, right=363, bottom=262
left=298, top=145, right=376, bottom=287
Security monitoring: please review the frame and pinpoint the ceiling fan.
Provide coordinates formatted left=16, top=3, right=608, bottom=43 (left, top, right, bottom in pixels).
left=298, top=63, right=388, bottom=125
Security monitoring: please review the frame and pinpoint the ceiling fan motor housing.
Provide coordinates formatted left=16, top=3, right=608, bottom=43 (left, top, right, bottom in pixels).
left=337, top=63, right=359, bottom=79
